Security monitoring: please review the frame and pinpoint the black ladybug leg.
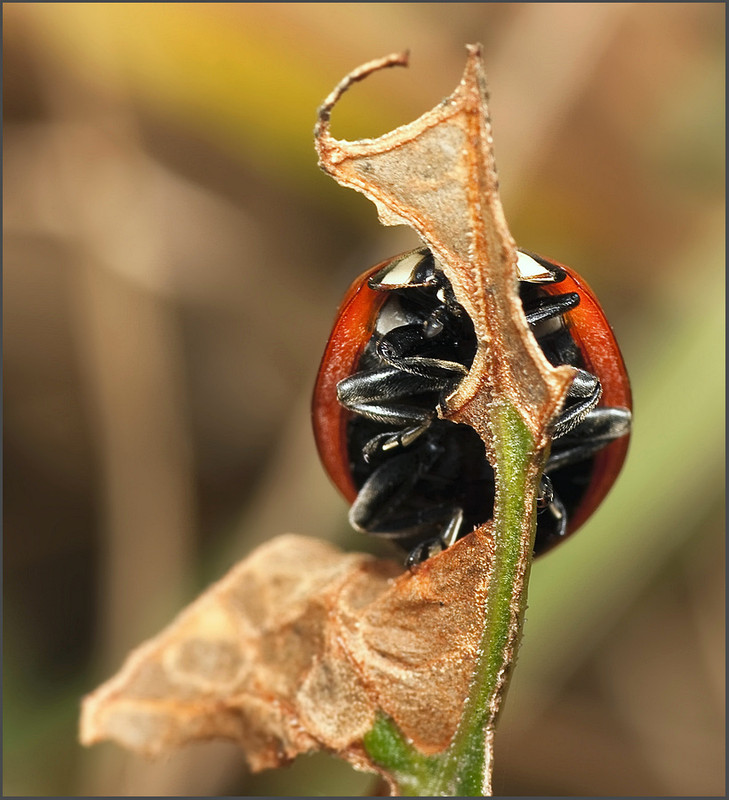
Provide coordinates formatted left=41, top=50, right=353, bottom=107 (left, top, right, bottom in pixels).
left=536, top=407, right=630, bottom=553
left=537, top=473, right=554, bottom=507
left=337, top=365, right=447, bottom=453
left=404, top=507, right=465, bottom=568
left=349, top=448, right=428, bottom=535
left=536, top=474, right=567, bottom=546
left=547, top=407, right=632, bottom=471
left=339, top=396, right=434, bottom=431
left=349, top=441, right=467, bottom=565
left=337, top=366, right=445, bottom=425
left=543, top=492, right=568, bottom=542
left=337, top=351, right=467, bottom=454
left=552, top=369, right=602, bottom=437
left=376, top=323, right=469, bottom=381
left=567, top=405, right=632, bottom=443
left=523, top=291, right=580, bottom=325
left=349, top=444, right=461, bottom=539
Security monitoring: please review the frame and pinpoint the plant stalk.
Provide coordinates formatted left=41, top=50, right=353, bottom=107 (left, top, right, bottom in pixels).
left=364, top=401, right=539, bottom=796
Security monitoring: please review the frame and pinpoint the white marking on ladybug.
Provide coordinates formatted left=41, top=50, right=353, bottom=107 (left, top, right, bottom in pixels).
left=375, top=296, right=412, bottom=335
left=372, top=250, right=427, bottom=288
left=517, top=251, right=556, bottom=283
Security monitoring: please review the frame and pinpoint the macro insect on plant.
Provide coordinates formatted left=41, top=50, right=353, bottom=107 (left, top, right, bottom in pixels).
left=308, top=44, right=636, bottom=793
left=313, top=247, right=632, bottom=566
left=80, top=46, right=635, bottom=797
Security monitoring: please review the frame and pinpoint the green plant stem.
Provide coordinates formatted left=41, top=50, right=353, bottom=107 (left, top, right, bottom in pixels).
left=364, top=401, right=538, bottom=796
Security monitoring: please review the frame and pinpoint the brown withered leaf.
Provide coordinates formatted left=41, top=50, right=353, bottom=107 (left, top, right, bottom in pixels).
left=82, top=46, right=574, bottom=794
left=315, top=45, right=573, bottom=456
left=313, top=46, right=576, bottom=794
left=81, top=530, right=494, bottom=772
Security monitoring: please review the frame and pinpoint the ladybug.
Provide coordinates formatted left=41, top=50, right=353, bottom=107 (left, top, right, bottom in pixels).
left=312, top=247, right=632, bottom=566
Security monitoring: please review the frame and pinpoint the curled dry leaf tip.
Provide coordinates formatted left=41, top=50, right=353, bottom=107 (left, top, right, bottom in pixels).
left=315, top=50, right=409, bottom=137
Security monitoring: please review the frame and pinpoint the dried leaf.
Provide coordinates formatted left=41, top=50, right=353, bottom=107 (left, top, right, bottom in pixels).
left=312, top=45, right=576, bottom=794
left=315, top=45, right=573, bottom=456
left=81, top=530, right=494, bottom=774
left=82, top=46, right=577, bottom=796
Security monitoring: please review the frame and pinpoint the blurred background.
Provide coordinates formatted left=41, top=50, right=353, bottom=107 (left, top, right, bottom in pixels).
left=3, top=3, right=724, bottom=796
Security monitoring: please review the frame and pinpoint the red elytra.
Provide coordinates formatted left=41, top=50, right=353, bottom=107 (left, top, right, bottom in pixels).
left=537, top=260, right=632, bottom=534
left=312, top=261, right=388, bottom=504
left=311, top=251, right=631, bottom=541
